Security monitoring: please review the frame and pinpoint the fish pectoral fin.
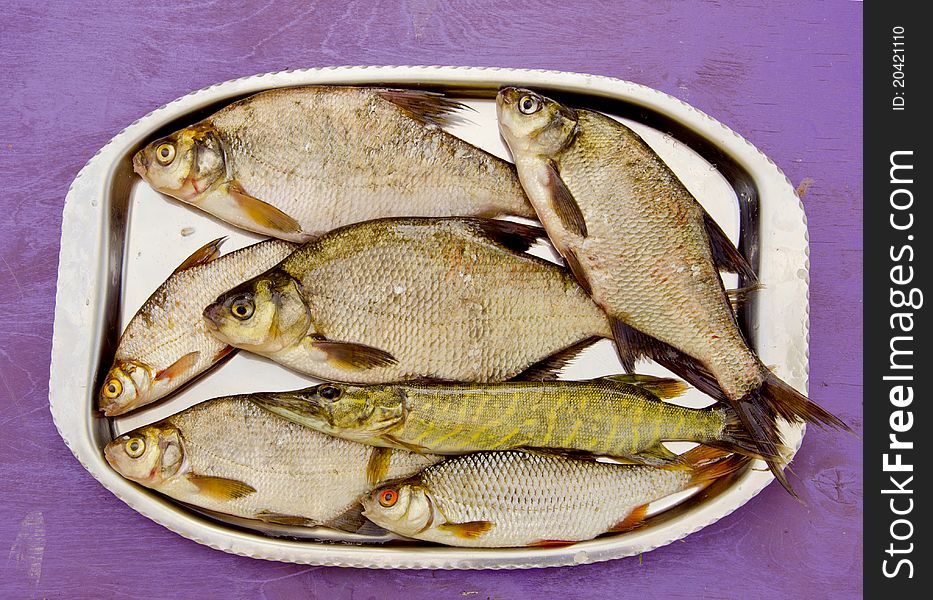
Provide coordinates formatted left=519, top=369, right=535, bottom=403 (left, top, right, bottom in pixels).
left=224, top=180, right=303, bottom=236
left=172, top=237, right=226, bottom=274
left=324, top=504, right=382, bottom=534
left=437, top=520, right=494, bottom=539
left=607, top=503, right=650, bottom=533
left=561, top=246, right=592, bottom=294
left=365, top=447, right=393, bottom=485
left=188, top=475, right=256, bottom=501
left=597, top=374, right=688, bottom=399
left=313, top=339, right=398, bottom=370
left=632, top=443, right=687, bottom=468
left=154, top=351, right=200, bottom=382
left=545, top=159, right=588, bottom=237
left=703, top=211, right=758, bottom=283
left=469, top=219, right=547, bottom=254
left=381, top=434, right=428, bottom=454
left=510, top=336, right=602, bottom=381
left=213, top=345, right=237, bottom=363
left=375, top=89, right=472, bottom=128
left=255, top=511, right=316, bottom=527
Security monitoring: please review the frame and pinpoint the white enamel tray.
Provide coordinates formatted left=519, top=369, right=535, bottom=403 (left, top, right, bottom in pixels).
left=50, top=66, right=808, bottom=569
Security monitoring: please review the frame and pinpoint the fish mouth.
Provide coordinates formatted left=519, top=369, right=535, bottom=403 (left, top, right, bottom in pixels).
left=202, top=304, right=224, bottom=331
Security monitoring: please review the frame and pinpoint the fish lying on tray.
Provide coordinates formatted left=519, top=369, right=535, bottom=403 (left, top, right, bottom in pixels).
left=99, top=238, right=296, bottom=416
left=104, top=395, right=442, bottom=530
left=203, top=217, right=613, bottom=384
left=133, top=86, right=535, bottom=242
left=496, top=87, right=848, bottom=494
left=361, top=446, right=748, bottom=548
left=250, top=376, right=765, bottom=466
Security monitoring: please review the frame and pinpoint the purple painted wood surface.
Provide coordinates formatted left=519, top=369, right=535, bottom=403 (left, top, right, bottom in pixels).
left=0, top=1, right=862, bottom=598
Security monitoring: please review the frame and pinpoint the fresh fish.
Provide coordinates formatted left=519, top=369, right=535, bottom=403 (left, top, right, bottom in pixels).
left=361, top=446, right=747, bottom=547
left=99, top=238, right=296, bottom=416
left=252, top=375, right=764, bottom=465
left=496, top=88, right=847, bottom=493
left=203, top=218, right=612, bottom=383
left=104, top=395, right=442, bottom=530
left=132, top=86, right=536, bottom=242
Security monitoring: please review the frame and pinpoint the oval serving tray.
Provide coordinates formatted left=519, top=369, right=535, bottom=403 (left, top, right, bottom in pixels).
left=50, top=66, right=809, bottom=569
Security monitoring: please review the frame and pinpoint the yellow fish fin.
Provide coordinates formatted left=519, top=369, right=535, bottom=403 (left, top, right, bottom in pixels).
left=632, top=442, right=687, bottom=468
left=365, top=447, right=393, bottom=485
left=172, top=237, right=226, bottom=274
left=225, top=180, right=302, bottom=236
left=437, top=520, right=493, bottom=539
left=188, top=475, right=256, bottom=501
left=597, top=374, right=689, bottom=399
left=154, top=351, right=199, bottom=382
left=382, top=434, right=428, bottom=454
left=313, top=339, right=398, bottom=370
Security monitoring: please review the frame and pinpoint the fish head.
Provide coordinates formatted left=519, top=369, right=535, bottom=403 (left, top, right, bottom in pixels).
left=203, top=270, right=310, bottom=353
left=99, top=360, right=154, bottom=416
left=496, top=87, right=579, bottom=157
left=361, top=480, right=437, bottom=537
left=104, top=424, right=186, bottom=487
left=305, top=383, right=405, bottom=437
left=133, top=124, right=226, bottom=202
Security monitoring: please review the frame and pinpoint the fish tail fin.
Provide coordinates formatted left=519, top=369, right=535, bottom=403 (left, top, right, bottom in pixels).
left=758, top=370, right=851, bottom=432
left=680, top=445, right=751, bottom=487
left=728, top=395, right=798, bottom=498
left=705, top=406, right=786, bottom=462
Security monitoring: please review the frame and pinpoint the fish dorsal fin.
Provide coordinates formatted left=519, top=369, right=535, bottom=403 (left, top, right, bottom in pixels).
left=510, top=336, right=602, bottom=381
left=255, top=511, right=315, bottom=527
left=561, top=246, right=592, bottom=294
left=188, top=475, right=256, bottom=501
left=608, top=503, right=650, bottom=532
left=469, top=219, right=547, bottom=254
left=545, top=159, right=588, bottom=237
left=366, top=447, right=393, bottom=485
left=224, top=180, right=303, bottom=236
left=172, top=237, right=226, bottom=274
left=702, top=211, right=757, bottom=283
left=312, top=339, right=398, bottom=370
left=154, top=351, right=200, bottom=382
left=437, top=520, right=494, bottom=539
left=375, top=89, right=472, bottom=128
left=597, top=374, right=688, bottom=399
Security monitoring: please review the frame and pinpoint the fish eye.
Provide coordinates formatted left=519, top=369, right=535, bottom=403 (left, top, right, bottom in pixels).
left=519, top=95, right=541, bottom=115
left=124, top=437, right=146, bottom=458
left=155, top=143, right=176, bottom=166
left=378, top=489, right=398, bottom=508
left=231, top=297, right=254, bottom=320
left=103, top=379, right=123, bottom=399
left=318, top=384, right=342, bottom=401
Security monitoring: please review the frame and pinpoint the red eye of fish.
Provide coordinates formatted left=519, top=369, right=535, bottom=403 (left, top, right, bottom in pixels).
left=378, top=489, right=398, bottom=507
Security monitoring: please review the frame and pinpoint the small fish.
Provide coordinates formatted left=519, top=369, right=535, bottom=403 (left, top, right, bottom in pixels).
left=496, top=87, right=848, bottom=494
left=99, top=238, right=296, bottom=416
left=104, top=396, right=441, bottom=530
left=133, top=86, right=535, bottom=241
left=361, top=446, right=748, bottom=547
left=251, top=375, right=766, bottom=465
left=203, top=218, right=612, bottom=384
